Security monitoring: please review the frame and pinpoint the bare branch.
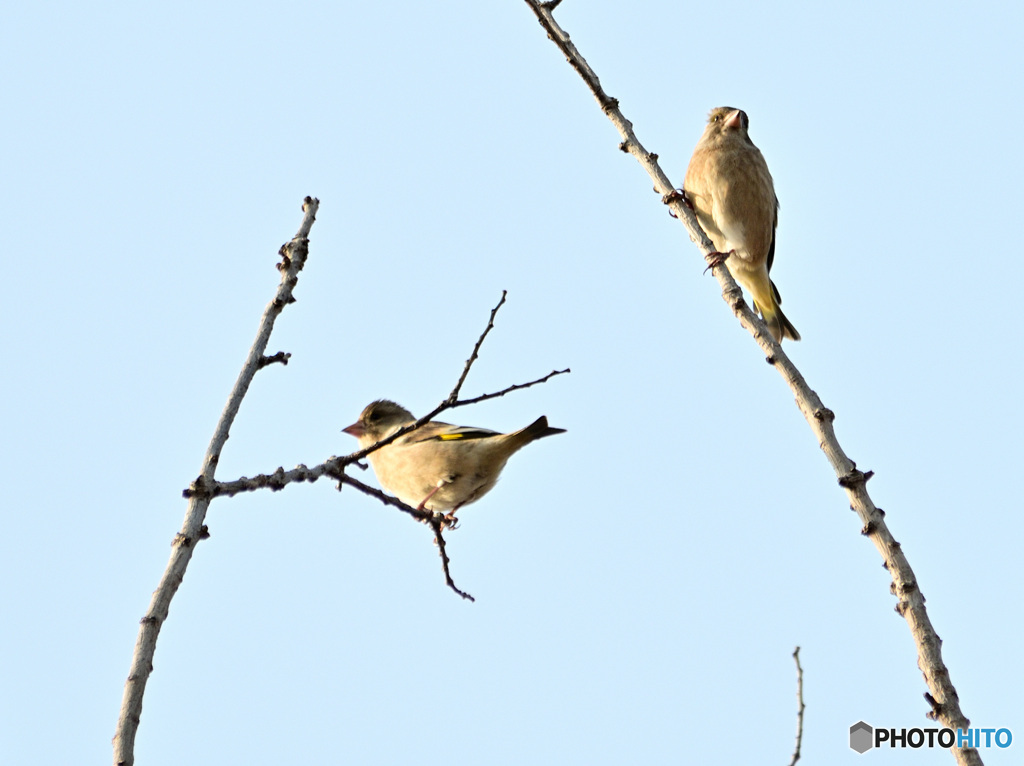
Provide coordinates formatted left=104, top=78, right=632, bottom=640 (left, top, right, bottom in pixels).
left=333, top=473, right=432, bottom=523
left=790, top=647, right=805, bottom=766
left=523, top=5, right=980, bottom=764
left=113, top=197, right=319, bottom=766
left=455, top=368, right=571, bottom=408
left=330, top=475, right=474, bottom=600
left=185, top=462, right=329, bottom=500
left=449, top=290, right=507, bottom=403
left=429, top=517, right=475, bottom=602
left=524, top=1, right=774, bottom=348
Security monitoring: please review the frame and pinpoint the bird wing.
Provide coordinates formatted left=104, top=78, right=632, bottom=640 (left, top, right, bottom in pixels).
left=410, top=423, right=501, bottom=443
left=683, top=148, right=728, bottom=247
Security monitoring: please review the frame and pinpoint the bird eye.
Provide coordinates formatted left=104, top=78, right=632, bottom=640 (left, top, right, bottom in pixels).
left=368, top=411, right=381, bottom=422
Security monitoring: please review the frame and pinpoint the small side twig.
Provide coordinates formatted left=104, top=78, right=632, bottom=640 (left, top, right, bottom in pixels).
left=333, top=474, right=431, bottom=523
left=430, top=517, right=475, bottom=602
left=334, top=475, right=474, bottom=600
left=455, top=368, right=571, bottom=407
left=449, top=290, right=507, bottom=403
left=257, top=351, right=291, bottom=369
left=790, top=647, right=805, bottom=766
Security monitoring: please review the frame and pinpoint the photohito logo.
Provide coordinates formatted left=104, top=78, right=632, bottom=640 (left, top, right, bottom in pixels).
left=849, top=721, right=1012, bottom=753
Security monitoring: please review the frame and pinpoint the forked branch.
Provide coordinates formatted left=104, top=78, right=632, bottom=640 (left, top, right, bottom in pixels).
left=182, top=290, right=569, bottom=601
left=115, top=201, right=568, bottom=764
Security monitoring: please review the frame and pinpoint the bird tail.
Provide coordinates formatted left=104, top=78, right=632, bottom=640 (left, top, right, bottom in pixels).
left=754, top=279, right=800, bottom=343
left=755, top=300, right=801, bottom=343
left=504, top=416, right=567, bottom=452
left=776, top=307, right=800, bottom=342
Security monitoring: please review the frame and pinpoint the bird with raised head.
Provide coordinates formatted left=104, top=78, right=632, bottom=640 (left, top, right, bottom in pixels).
left=684, top=106, right=800, bottom=343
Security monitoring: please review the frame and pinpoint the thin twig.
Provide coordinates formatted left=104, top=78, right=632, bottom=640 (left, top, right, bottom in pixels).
left=790, top=647, right=805, bottom=766
left=335, top=475, right=474, bottom=600
left=333, top=474, right=430, bottom=522
left=455, top=368, right=571, bottom=407
left=430, top=517, right=475, bottom=602
left=523, top=5, right=980, bottom=765
left=449, top=290, right=507, bottom=403
left=113, top=197, right=319, bottom=766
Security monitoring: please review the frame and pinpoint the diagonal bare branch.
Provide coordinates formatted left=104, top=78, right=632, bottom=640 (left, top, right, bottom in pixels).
left=113, top=197, right=320, bottom=766
left=333, top=473, right=431, bottom=523
left=332, top=474, right=474, bottom=600
left=522, top=5, right=980, bottom=765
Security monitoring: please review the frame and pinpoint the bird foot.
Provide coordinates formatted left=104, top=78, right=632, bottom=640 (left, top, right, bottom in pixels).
left=663, top=188, right=694, bottom=218
left=427, top=510, right=460, bottom=531
left=703, top=250, right=733, bottom=274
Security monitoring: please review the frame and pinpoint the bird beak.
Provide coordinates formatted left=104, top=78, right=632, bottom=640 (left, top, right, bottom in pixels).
left=725, top=109, right=742, bottom=129
left=342, top=422, right=364, bottom=437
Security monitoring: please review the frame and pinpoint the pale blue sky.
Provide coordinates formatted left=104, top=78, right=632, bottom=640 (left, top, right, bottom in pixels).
left=3, top=1, right=1022, bottom=763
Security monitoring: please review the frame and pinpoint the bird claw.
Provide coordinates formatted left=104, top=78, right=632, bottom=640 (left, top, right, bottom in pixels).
left=703, top=250, right=732, bottom=274
left=663, top=188, right=693, bottom=218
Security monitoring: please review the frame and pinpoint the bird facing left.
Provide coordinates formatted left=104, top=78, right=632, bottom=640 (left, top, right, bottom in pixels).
left=342, top=400, right=566, bottom=514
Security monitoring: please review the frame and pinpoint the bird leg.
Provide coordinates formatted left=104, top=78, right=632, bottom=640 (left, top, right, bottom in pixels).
left=703, top=249, right=734, bottom=274
left=416, top=481, right=447, bottom=512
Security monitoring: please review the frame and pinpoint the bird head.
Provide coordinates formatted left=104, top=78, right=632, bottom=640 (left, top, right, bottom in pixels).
left=700, top=106, right=751, bottom=146
left=343, top=399, right=415, bottom=443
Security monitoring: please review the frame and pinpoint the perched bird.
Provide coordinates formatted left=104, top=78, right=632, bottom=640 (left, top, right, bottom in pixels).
left=684, top=107, right=800, bottom=343
left=342, top=400, right=565, bottom=514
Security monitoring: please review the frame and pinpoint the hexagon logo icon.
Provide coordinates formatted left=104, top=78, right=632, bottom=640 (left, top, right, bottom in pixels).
left=850, top=721, right=873, bottom=753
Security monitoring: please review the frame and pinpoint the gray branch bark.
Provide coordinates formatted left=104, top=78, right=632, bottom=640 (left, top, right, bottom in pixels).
left=522, top=3, right=981, bottom=764
left=112, top=198, right=319, bottom=766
